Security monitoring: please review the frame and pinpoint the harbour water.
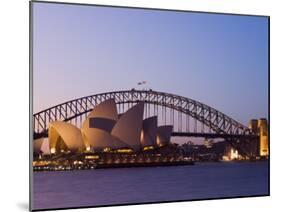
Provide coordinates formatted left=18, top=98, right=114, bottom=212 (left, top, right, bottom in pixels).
left=33, top=161, right=269, bottom=210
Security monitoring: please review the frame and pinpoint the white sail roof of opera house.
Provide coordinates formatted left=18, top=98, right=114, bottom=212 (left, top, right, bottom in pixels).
left=33, top=138, right=50, bottom=154
left=82, top=98, right=118, bottom=130
left=40, top=138, right=50, bottom=154
left=111, top=102, right=144, bottom=152
left=141, top=116, right=157, bottom=147
left=49, top=121, right=85, bottom=153
left=43, top=100, right=173, bottom=153
left=156, top=125, right=173, bottom=146
left=33, top=138, right=44, bottom=154
left=82, top=128, right=129, bottom=150
left=81, top=98, right=124, bottom=150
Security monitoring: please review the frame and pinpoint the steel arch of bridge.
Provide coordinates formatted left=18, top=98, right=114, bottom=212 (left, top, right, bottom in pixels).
left=33, top=89, right=253, bottom=138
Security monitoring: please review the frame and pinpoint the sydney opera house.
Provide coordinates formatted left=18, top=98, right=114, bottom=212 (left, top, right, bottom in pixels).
left=33, top=99, right=173, bottom=155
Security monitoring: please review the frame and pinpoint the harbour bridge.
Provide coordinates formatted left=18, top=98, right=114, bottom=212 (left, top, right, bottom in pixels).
left=33, top=89, right=259, bottom=156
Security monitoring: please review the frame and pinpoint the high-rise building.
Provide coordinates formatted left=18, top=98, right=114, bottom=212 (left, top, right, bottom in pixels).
left=204, top=139, right=213, bottom=148
left=248, top=119, right=258, bottom=134
left=258, top=118, right=269, bottom=157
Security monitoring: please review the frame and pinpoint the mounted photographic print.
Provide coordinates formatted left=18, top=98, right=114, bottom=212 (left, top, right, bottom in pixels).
left=30, top=1, right=269, bottom=211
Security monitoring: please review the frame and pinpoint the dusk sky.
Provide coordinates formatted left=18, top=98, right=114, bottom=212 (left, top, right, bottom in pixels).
left=33, top=2, right=268, bottom=127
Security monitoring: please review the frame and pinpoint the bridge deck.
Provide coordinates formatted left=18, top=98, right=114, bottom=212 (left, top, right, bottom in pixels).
left=172, top=132, right=258, bottom=139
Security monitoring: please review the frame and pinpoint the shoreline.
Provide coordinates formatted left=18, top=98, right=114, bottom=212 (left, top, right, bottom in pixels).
left=33, top=160, right=195, bottom=172
left=33, top=159, right=269, bottom=172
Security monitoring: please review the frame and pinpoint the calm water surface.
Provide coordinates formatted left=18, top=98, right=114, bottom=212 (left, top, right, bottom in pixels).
left=33, top=161, right=269, bottom=210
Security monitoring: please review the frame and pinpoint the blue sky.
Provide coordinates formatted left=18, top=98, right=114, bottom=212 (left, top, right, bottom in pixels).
left=33, top=2, right=268, bottom=127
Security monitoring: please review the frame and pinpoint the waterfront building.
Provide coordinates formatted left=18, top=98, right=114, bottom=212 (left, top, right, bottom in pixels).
left=40, top=99, right=173, bottom=154
left=48, top=122, right=85, bottom=153
left=248, top=119, right=259, bottom=134
left=258, top=118, right=269, bottom=156
left=156, top=126, right=173, bottom=147
left=141, top=116, right=157, bottom=148
left=204, top=139, right=213, bottom=148
left=248, top=118, right=269, bottom=157
left=81, top=99, right=127, bottom=151
left=33, top=138, right=50, bottom=155
left=33, top=138, right=44, bottom=154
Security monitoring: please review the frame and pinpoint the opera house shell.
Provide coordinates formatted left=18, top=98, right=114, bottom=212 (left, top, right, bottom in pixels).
left=33, top=138, right=50, bottom=155
left=48, top=122, right=85, bottom=153
left=34, top=99, right=174, bottom=154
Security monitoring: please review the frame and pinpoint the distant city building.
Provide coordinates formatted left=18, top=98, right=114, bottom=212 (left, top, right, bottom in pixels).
left=258, top=118, right=269, bottom=156
left=187, top=141, right=194, bottom=146
left=248, top=119, right=259, bottom=134
left=222, top=146, right=242, bottom=161
left=204, top=139, right=213, bottom=148
left=248, top=118, right=269, bottom=157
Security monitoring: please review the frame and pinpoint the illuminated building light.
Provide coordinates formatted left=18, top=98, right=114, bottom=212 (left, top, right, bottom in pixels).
left=230, top=148, right=239, bottom=160
left=141, top=130, right=144, bottom=142
left=50, top=148, right=56, bottom=154
left=85, top=155, right=99, bottom=159
left=116, top=148, right=133, bottom=153
left=222, top=156, right=230, bottom=161
left=223, top=147, right=242, bottom=161
left=143, top=146, right=154, bottom=151
left=103, top=147, right=112, bottom=152
left=158, top=143, right=166, bottom=147
left=73, top=160, right=83, bottom=165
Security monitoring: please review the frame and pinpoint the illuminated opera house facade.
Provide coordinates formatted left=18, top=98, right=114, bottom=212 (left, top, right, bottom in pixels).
left=33, top=99, right=173, bottom=155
